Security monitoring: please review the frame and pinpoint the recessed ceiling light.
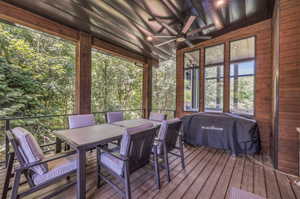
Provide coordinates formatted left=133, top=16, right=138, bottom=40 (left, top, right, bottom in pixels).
left=215, top=0, right=226, bottom=8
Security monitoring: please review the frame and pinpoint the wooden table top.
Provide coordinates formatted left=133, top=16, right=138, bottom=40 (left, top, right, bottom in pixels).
left=112, top=119, right=161, bottom=128
left=54, top=124, right=125, bottom=149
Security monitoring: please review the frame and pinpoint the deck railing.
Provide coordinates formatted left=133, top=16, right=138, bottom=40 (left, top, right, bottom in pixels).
left=0, top=108, right=175, bottom=168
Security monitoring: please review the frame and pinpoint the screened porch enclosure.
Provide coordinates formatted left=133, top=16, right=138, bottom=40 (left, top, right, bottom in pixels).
left=1, top=0, right=300, bottom=199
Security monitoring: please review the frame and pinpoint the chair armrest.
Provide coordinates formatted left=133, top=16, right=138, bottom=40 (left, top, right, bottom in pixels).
left=17, top=151, right=76, bottom=171
left=100, top=147, right=128, bottom=161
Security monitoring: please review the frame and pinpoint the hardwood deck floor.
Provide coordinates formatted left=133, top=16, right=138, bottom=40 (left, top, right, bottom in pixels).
left=1, top=146, right=300, bottom=199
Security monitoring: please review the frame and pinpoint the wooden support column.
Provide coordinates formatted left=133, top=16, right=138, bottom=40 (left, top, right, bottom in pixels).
left=143, top=58, right=153, bottom=118
left=223, top=41, right=230, bottom=112
left=75, top=32, right=92, bottom=114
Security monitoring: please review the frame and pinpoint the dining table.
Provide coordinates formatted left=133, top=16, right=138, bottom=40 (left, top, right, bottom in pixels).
left=54, top=119, right=161, bottom=199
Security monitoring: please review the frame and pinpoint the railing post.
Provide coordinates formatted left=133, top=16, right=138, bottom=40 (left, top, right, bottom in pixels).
left=4, top=119, right=10, bottom=168
left=55, top=137, right=62, bottom=154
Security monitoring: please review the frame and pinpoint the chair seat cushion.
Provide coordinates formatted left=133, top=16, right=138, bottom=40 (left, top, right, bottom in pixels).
left=12, top=127, right=48, bottom=175
left=100, top=151, right=124, bottom=176
left=32, top=154, right=77, bottom=185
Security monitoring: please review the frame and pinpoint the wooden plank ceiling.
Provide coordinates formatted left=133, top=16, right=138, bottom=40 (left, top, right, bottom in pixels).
left=4, top=0, right=274, bottom=61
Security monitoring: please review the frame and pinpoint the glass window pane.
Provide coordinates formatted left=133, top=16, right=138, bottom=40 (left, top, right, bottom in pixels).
left=230, top=37, right=255, bottom=61
left=205, top=65, right=224, bottom=111
left=205, top=44, right=224, bottom=65
left=230, top=61, right=255, bottom=115
left=184, top=50, right=199, bottom=68
left=184, top=68, right=199, bottom=111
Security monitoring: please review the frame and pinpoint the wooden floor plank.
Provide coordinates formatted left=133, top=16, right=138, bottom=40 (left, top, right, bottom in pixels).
left=131, top=147, right=204, bottom=199
left=241, top=157, right=254, bottom=193
left=253, top=155, right=267, bottom=198
left=196, top=152, right=230, bottom=199
left=167, top=149, right=222, bottom=199
left=225, top=156, right=245, bottom=199
left=176, top=150, right=221, bottom=199
left=276, top=172, right=296, bottom=199
left=264, top=166, right=282, bottom=199
left=210, top=155, right=237, bottom=199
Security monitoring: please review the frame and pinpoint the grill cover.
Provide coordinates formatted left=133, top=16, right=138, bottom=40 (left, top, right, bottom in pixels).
left=181, top=112, right=260, bottom=155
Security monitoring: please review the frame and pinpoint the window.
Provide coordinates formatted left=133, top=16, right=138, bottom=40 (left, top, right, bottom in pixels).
left=230, top=37, right=255, bottom=115
left=184, top=50, right=200, bottom=112
left=204, top=44, right=224, bottom=111
left=152, top=57, right=176, bottom=118
left=91, top=49, right=143, bottom=120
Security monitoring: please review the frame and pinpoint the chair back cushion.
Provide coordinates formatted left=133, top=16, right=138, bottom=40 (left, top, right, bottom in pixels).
left=68, top=114, right=96, bottom=129
left=120, top=123, right=156, bottom=173
left=106, top=112, right=124, bottom=124
left=11, top=127, right=48, bottom=175
left=120, top=122, right=154, bottom=156
left=149, top=112, right=166, bottom=122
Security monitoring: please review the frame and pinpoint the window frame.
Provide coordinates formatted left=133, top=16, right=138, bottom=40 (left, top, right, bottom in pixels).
left=229, top=36, right=257, bottom=117
left=204, top=43, right=225, bottom=112
left=183, top=49, right=200, bottom=112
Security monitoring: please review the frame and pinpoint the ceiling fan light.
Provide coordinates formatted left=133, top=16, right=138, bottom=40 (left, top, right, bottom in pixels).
left=146, top=36, right=153, bottom=41
left=176, top=37, right=186, bottom=42
left=215, top=0, right=226, bottom=8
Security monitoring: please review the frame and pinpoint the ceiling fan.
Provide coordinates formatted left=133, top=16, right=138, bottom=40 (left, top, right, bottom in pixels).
left=147, top=16, right=214, bottom=48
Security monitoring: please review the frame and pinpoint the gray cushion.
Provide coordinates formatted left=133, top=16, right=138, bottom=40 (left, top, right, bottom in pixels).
left=68, top=114, right=96, bottom=129
left=100, top=151, right=124, bottom=176
left=107, top=112, right=123, bottom=124
left=153, top=118, right=180, bottom=155
left=32, top=155, right=77, bottom=185
left=120, top=122, right=154, bottom=156
left=149, top=112, right=166, bottom=122
left=12, top=127, right=48, bottom=175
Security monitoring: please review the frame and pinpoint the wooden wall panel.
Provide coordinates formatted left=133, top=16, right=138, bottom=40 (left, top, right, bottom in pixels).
left=176, top=20, right=273, bottom=154
left=277, top=0, right=300, bottom=175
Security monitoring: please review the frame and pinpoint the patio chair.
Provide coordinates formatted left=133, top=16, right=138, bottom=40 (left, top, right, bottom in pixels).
left=3, top=127, right=77, bottom=199
left=106, top=111, right=124, bottom=124
left=149, top=112, right=167, bottom=122
left=68, top=114, right=96, bottom=129
left=96, top=123, right=160, bottom=199
left=154, top=118, right=184, bottom=182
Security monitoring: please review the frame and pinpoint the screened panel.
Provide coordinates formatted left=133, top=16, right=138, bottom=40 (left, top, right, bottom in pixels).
left=152, top=57, right=176, bottom=119
left=205, top=65, right=224, bottom=111
left=230, top=37, right=255, bottom=61
left=184, top=50, right=199, bottom=68
left=230, top=61, right=255, bottom=115
left=205, top=44, right=224, bottom=65
left=184, top=68, right=199, bottom=111
left=91, top=49, right=142, bottom=119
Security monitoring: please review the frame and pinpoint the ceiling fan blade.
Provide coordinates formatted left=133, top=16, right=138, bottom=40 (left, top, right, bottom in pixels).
left=154, top=39, right=177, bottom=47
left=181, top=16, right=197, bottom=34
left=188, top=35, right=212, bottom=40
left=152, top=35, right=177, bottom=38
left=186, top=24, right=215, bottom=36
left=184, top=40, right=194, bottom=47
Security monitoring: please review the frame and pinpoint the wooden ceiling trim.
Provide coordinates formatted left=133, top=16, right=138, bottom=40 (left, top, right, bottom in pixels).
left=0, top=1, right=78, bottom=42
left=92, top=38, right=147, bottom=64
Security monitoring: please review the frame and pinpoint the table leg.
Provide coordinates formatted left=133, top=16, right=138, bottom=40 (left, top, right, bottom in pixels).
left=77, top=149, right=86, bottom=199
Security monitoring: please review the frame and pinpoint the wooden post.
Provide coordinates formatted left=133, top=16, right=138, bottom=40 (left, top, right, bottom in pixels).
left=75, top=32, right=92, bottom=114
left=143, top=58, right=153, bottom=118
left=223, top=41, right=230, bottom=112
